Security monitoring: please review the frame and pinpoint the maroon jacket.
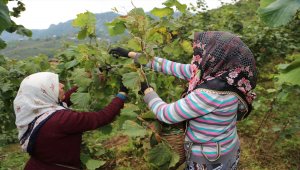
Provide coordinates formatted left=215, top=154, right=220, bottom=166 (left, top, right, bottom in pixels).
left=24, top=87, right=124, bottom=170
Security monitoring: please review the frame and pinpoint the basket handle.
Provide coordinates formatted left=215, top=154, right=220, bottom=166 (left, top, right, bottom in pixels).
left=201, top=142, right=221, bottom=162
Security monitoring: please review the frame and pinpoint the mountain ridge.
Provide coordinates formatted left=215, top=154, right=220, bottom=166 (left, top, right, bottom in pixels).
left=1, top=12, right=120, bottom=42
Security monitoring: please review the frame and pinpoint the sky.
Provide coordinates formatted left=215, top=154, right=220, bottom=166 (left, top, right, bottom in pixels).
left=8, top=0, right=232, bottom=29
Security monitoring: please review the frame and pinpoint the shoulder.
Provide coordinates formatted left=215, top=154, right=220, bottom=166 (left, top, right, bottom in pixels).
left=50, top=109, right=78, bottom=123
left=190, top=89, right=238, bottom=102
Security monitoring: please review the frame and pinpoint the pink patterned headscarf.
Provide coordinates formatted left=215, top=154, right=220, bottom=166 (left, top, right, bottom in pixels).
left=188, top=31, right=257, bottom=104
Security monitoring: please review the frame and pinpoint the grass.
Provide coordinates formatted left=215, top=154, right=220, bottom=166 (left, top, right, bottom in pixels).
left=0, top=144, right=28, bottom=170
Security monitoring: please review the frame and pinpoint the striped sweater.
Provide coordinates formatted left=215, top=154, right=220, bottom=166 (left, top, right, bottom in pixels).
left=143, top=57, right=240, bottom=161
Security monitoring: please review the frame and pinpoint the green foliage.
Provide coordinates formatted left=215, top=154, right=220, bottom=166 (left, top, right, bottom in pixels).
left=1, top=38, right=67, bottom=59
left=1, top=0, right=300, bottom=169
left=149, top=0, right=186, bottom=21
left=0, top=144, right=28, bottom=170
left=106, top=18, right=126, bottom=36
left=122, top=71, right=142, bottom=94
left=151, top=7, right=174, bottom=18
left=122, top=120, right=147, bottom=138
left=0, top=0, right=11, bottom=49
left=72, top=11, right=97, bottom=41
left=0, top=0, right=32, bottom=50
left=145, top=143, right=179, bottom=169
left=258, top=0, right=300, bottom=27
left=163, top=0, right=187, bottom=12
left=86, top=159, right=106, bottom=170
left=71, top=68, right=93, bottom=88
left=276, top=54, right=300, bottom=86
left=0, top=55, right=52, bottom=145
left=70, top=93, right=91, bottom=111
left=0, top=0, right=11, bottom=33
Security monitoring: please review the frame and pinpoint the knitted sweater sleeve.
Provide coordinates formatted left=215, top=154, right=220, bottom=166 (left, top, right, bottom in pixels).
left=135, top=55, right=192, bottom=80
left=143, top=90, right=238, bottom=124
left=57, top=97, right=124, bottom=134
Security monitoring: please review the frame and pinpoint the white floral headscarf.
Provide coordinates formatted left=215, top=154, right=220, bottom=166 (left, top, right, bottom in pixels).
left=14, top=72, right=66, bottom=151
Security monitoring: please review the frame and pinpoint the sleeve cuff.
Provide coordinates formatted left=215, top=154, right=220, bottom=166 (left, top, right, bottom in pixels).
left=143, top=91, right=159, bottom=104
left=116, top=93, right=127, bottom=101
left=133, top=53, right=141, bottom=64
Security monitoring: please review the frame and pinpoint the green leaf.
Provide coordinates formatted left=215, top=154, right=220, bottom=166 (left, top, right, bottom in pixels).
left=258, top=0, right=300, bottom=27
left=277, top=90, right=289, bottom=102
left=282, top=55, right=300, bottom=68
left=122, top=72, right=141, bottom=91
left=99, top=124, right=113, bottom=135
left=16, top=25, right=32, bottom=37
left=72, top=11, right=96, bottom=38
left=137, top=54, right=149, bottom=65
left=71, top=68, right=92, bottom=88
left=86, top=159, right=106, bottom=170
left=80, top=153, right=90, bottom=164
left=276, top=64, right=300, bottom=86
left=121, top=103, right=139, bottom=116
left=73, top=11, right=96, bottom=28
left=122, top=120, right=147, bottom=137
left=162, top=0, right=187, bottom=12
left=260, top=0, right=276, bottom=8
left=169, top=150, right=180, bottom=168
left=145, top=143, right=172, bottom=169
left=117, top=104, right=139, bottom=128
left=277, top=63, right=290, bottom=70
left=128, top=38, right=142, bottom=51
left=128, top=8, right=146, bottom=16
left=1, top=82, right=12, bottom=92
left=140, top=111, right=156, bottom=119
left=147, top=32, right=164, bottom=44
left=151, top=7, right=174, bottom=18
left=106, top=19, right=126, bottom=36
left=0, top=1, right=11, bottom=32
left=181, top=40, right=193, bottom=54
left=150, top=133, right=159, bottom=147
left=164, top=39, right=183, bottom=57
left=77, top=28, right=87, bottom=40
left=276, top=55, right=300, bottom=86
left=162, top=45, right=173, bottom=54
left=70, top=92, right=91, bottom=110
left=64, top=60, right=79, bottom=69
left=174, top=2, right=187, bottom=13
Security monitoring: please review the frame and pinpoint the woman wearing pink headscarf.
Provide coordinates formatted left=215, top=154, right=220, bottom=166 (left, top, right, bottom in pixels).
left=110, top=31, right=257, bottom=170
left=14, top=72, right=128, bottom=170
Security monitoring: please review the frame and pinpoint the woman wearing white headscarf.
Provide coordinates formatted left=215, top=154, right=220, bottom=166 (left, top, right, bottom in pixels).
left=14, top=72, right=128, bottom=170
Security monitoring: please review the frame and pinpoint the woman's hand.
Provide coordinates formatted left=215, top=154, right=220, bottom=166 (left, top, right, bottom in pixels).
left=140, top=82, right=153, bottom=95
left=117, top=81, right=129, bottom=101
left=109, top=47, right=136, bottom=58
left=119, top=81, right=129, bottom=94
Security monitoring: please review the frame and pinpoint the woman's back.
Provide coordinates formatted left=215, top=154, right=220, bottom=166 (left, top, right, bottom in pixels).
left=25, top=110, right=82, bottom=170
left=185, top=90, right=239, bottom=162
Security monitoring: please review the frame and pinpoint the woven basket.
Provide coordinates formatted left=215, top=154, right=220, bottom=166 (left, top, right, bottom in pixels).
left=161, top=130, right=186, bottom=169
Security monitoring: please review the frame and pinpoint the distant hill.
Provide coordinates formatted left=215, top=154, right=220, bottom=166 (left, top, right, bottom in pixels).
left=1, top=12, right=120, bottom=42
left=0, top=11, right=179, bottom=58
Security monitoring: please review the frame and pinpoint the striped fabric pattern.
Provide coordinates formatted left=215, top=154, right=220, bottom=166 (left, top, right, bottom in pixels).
left=146, top=57, right=192, bottom=80
left=144, top=57, right=240, bottom=160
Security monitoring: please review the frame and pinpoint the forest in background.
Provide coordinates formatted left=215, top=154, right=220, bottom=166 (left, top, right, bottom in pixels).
left=0, top=0, right=299, bottom=169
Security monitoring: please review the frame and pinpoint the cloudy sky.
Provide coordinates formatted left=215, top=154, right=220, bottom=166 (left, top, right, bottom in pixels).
left=8, top=0, right=232, bottom=29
